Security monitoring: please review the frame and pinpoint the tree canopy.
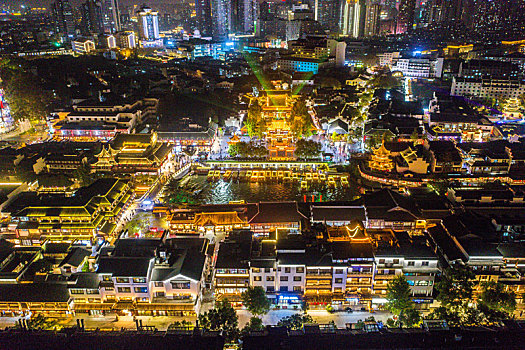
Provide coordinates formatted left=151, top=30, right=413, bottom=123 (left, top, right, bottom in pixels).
left=428, top=266, right=517, bottom=326
left=198, top=299, right=239, bottom=341
left=245, top=100, right=265, bottom=138
left=240, top=316, right=264, bottom=337
left=294, top=139, right=322, bottom=159
left=386, top=275, right=421, bottom=327
left=0, top=58, right=51, bottom=123
left=228, top=141, right=268, bottom=159
left=435, top=265, right=475, bottom=308
left=241, top=286, right=271, bottom=316
left=479, top=280, right=517, bottom=316
left=276, top=313, right=314, bottom=330
left=369, top=74, right=400, bottom=89
left=289, top=100, right=313, bottom=138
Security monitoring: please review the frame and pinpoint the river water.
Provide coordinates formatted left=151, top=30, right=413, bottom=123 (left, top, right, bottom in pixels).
left=167, top=174, right=360, bottom=204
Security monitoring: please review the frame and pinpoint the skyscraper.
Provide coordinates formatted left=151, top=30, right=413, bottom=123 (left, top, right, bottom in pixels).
left=364, top=3, right=381, bottom=36
left=80, top=0, right=103, bottom=35
left=100, top=0, right=120, bottom=33
left=195, top=0, right=213, bottom=36
left=52, top=0, right=76, bottom=39
left=340, top=0, right=365, bottom=37
left=315, top=0, right=342, bottom=33
left=231, top=0, right=259, bottom=35
left=137, top=5, right=160, bottom=41
left=396, top=0, right=416, bottom=33
left=212, top=0, right=231, bottom=38
left=427, top=0, right=466, bottom=24
left=467, top=0, right=523, bottom=40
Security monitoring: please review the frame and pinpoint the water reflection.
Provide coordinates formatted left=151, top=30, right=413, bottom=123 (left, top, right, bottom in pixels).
left=172, top=175, right=359, bottom=204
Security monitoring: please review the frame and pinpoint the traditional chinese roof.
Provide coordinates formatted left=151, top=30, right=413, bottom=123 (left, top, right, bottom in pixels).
left=193, top=212, right=246, bottom=227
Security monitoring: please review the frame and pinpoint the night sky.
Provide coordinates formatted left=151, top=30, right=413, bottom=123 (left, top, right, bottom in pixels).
left=4, top=1, right=176, bottom=8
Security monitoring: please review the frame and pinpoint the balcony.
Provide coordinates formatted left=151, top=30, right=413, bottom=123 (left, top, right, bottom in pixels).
left=374, top=274, right=396, bottom=279
left=346, top=282, right=373, bottom=287
left=306, top=282, right=332, bottom=288
left=306, top=273, right=332, bottom=279
left=347, top=272, right=373, bottom=278
left=215, top=283, right=248, bottom=288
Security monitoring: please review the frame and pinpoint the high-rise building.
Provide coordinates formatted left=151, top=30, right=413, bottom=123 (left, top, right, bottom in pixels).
left=195, top=0, right=213, bottom=36
left=396, top=0, right=416, bottom=33
left=52, top=0, right=76, bottom=39
left=212, top=0, right=231, bottom=38
left=231, top=0, right=259, bottom=35
left=340, top=0, right=368, bottom=37
left=80, top=0, right=103, bottom=35
left=100, top=0, right=120, bottom=33
left=364, top=3, right=381, bottom=36
left=427, top=0, right=466, bottom=24
left=440, top=0, right=466, bottom=22
left=137, top=5, right=160, bottom=41
left=116, top=31, right=136, bottom=49
left=315, top=0, right=341, bottom=33
left=466, top=0, right=523, bottom=40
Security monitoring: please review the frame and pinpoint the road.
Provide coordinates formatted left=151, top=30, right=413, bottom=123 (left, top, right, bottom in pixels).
left=237, top=309, right=392, bottom=328
left=0, top=309, right=392, bottom=331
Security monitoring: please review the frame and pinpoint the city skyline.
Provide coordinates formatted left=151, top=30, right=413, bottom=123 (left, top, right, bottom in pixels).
left=0, top=0, right=523, bottom=347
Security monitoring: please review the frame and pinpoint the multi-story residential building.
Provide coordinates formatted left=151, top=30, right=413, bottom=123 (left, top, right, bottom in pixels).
left=52, top=0, right=76, bottom=40
left=451, top=77, right=525, bottom=101
left=214, top=231, right=252, bottom=306
left=277, top=57, right=328, bottom=74
left=137, top=5, right=161, bottom=47
left=392, top=57, right=444, bottom=78
left=72, top=38, right=96, bottom=54
left=215, top=222, right=439, bottom=310
left=378, top=52, right=400, bottom=67
left=100, top=0, right=120, bottom=34
left=71, top=236, right=209, bottom=316
left=116, top=31, right=136, bottom=49
left=458, top=60, right=521, bottom=80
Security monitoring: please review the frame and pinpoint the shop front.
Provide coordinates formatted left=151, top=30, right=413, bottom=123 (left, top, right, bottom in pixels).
left=275, top=293, right=302, bottom=309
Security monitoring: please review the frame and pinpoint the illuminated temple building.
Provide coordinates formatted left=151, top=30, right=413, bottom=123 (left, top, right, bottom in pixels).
left=93, top=133, right=173, bottom=174
left=5, top=179, right=133, bottom=242
left=368, top=141, right=394, bottom=172
left=244, top=89, right=299, bottom=160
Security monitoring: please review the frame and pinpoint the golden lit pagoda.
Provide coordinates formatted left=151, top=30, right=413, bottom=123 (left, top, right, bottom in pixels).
left=227, top=134, right=241, bottom=145
left=368, top=141, right=394, bottom=172
left=502, top=98, right=523, bottom=120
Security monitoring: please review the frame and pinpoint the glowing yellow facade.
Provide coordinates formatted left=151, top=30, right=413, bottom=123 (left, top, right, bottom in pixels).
left=368, top=142, right=394, bottom=172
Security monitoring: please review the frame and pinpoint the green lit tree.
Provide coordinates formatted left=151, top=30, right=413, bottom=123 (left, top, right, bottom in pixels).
left=289, top=100, right=313, bottom=138
left=386, top=275, right=421, bottom=327
left=246, top=99, right=264, bottom=138
left=241, top=286, right=271, bottom=316
left=73, top=163, right=94, bottom=187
